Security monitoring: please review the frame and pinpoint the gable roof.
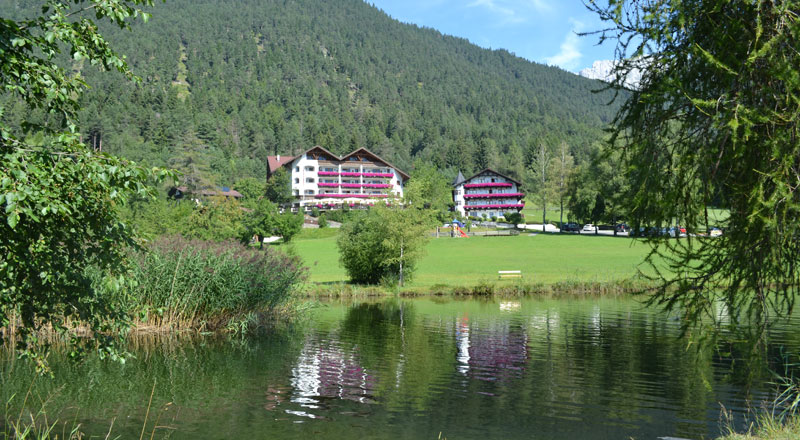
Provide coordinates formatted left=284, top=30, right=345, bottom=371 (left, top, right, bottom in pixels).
left=268, top=146, right=410, bottom=180
left=457, top=168, right=522, bottom=187
left=267, top=155, right=296, bottom=174
left=340, top=147, right=410, bottom=180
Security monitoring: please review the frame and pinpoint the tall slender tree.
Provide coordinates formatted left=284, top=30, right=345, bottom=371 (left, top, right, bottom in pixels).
left=586, top=0, right=800, bottom=329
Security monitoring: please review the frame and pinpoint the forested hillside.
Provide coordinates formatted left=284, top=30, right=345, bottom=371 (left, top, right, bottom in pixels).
left=1, top=0, right=620, bottom=186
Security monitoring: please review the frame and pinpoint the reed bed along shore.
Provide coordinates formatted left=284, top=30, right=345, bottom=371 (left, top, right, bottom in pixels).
left=303, top=278, right=657, bottom=299
left=122, top=236, right=307, bottom=332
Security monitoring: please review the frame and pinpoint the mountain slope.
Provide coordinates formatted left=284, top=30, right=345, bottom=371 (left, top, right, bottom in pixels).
left=2, top=0, right=621, bottom=185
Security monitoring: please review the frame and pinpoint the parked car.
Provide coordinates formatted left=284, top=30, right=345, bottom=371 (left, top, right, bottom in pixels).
left=561, top=222, right=581, bottom=232
left=668, top=226, right=687, bottom=237
left=614, top=223, right=630, bottom=233
left=709, top=227, right=723, bottom=237
left=582, top=224, right=596, bottom=233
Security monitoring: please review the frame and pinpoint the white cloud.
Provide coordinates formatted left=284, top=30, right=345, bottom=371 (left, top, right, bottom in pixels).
left=467, top=0, right=525, bottom=24
left=543, top=19, right=584, bottom=71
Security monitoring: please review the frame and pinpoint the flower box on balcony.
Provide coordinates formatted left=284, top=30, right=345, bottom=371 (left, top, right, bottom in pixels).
left=340, top=172, right=361, bottom=177
left=362, top=173, right=393, bottom=178
left=463, top=182, right=513, bottom=188
left=362, top=184, right=391, bottom=188
left=318, top=182, right=339, bottom=187
left=464, top=203, right=525, bottom=210
left=463, top=193, right=525, bottom=199
left=341, top=183, right=361, bottom=188
left=318, top=172, right=339, bottom=176
left=314, top=194, right=389, bottom=198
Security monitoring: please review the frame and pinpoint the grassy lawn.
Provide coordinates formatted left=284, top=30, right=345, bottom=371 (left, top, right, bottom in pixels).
left=285, top=228, right=653, bottom=288
left=521, top=203, right=571, bottom=224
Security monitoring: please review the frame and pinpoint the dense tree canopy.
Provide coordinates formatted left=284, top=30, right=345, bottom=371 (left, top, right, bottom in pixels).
left=588, top=0, right=800, bottom=328
left=1, top=0, right=621, bottom=187
left=0, top=0, right=170, bottom=370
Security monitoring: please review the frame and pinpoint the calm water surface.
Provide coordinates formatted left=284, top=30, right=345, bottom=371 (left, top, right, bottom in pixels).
left=3, top=297, right=798, bottom=439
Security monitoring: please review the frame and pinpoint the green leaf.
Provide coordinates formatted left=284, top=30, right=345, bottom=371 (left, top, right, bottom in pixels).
left=7, top=211, right=19, bottom=229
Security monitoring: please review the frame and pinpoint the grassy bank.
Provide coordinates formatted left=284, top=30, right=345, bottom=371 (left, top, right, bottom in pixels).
left=285, top=228, right=656, bottom=295
left=718, top=415, right=800, bottom=439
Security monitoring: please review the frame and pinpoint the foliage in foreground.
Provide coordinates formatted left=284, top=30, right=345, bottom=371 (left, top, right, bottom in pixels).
left=118, top=235, right=307, bottom=331
left=588, top=0, right=800, bottom=330
left=337, top=207, right=433, bottom=286
left=0, top=0, right=170, bottom=371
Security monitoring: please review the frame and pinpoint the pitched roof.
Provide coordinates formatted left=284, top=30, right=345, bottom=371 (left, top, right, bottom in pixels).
left=453, top=171, right=466, bottom=186
left=456, top=168, right=523, bottom=187
left=267, top=155, right=296, bottom=174
left=340, top=147, right=410, bottom=180
left=268, top=146, right=410, bottom=181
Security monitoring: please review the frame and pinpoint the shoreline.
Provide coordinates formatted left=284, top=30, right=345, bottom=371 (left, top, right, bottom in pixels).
left=302, top=278, right=656, bottom=299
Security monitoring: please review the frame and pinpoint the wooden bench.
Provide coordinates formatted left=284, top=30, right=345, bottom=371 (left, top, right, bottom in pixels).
left=498, top=270, right=522, bottom=279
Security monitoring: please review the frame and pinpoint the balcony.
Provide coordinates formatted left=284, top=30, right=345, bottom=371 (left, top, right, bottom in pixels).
left=463, top=182, right=513, bottom=188
left=314, top=183, right=392, bottom=189
left=463, top=193, right=525, bottom=199
left=314, top=194, right=389, bottom=198
left=464, top=203, right=525, bottom=210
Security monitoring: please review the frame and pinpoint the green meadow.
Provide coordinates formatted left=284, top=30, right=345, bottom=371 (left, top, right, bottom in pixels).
left=285, top=228, right=654, bottom=288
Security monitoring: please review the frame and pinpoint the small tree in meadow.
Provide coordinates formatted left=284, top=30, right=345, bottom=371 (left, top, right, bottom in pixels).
left=337, top=207, right=432, bottom=286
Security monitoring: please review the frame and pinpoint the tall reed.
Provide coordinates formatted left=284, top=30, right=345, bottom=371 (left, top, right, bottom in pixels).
left=118, top=236, right=307, bottom=331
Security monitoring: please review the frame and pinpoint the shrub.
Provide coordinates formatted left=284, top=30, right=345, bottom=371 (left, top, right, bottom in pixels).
left=318, top=214, right=328, bottom=228
left=490, top=215, right=497, bottom=222
left=311, top=207, right=320, bottom=218
left=337, top=207, right=432, bottom=286
left=504, top=212, right=523, bottom=224
left=121, top=236, right=307, bottom=330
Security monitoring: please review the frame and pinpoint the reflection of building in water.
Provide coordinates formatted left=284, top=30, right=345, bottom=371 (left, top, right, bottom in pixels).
left=290, top=336, right=377, bottom=409
left=454, top=315, right=530, bottom=381
left=456, top=316, right=470, bottom=375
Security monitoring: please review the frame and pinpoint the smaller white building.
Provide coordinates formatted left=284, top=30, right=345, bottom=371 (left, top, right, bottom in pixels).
left=453, top=169, right=525, bottom=219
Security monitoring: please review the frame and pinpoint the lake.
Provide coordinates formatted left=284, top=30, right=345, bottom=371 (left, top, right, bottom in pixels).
left=2, top=296, right=796, bottom=439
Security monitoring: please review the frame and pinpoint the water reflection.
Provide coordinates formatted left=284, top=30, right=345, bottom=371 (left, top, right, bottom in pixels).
left=455, top=316, right=529, bottom=383
left=2, top=297, right=796, bottom=440
left=290, top=337, right=377, bottom=408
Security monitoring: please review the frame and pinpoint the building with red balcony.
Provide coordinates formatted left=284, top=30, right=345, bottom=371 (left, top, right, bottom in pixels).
left=452, top=169, right=525, bottom=219
left=267, top=146, right=409, bottom=212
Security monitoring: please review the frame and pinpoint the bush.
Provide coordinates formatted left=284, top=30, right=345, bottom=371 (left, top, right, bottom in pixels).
left=490, top=215, right=497, bottom=222
left=121, top=236, right=307, bottom=330
left=337, top=207, right=431, bottom=286
left=504, top=212, right=523, bottom=224
left=324, top=208, right=355, bottom=224
left=310, top=207, right=320, bottom=218
left=318, top=214, right=328, bottom=228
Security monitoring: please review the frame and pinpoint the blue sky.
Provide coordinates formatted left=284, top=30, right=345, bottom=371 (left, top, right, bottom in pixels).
left=366, top=0, right=615, bottom=73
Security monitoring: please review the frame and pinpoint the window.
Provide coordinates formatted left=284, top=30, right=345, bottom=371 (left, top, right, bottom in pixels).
left=456, top=201, right=462, bottom=206
left=455, top=190, right=461, bottom=196
left=306, top=178, right=315, bottom=183
left=491, top=178, right=496, bottom=183
left=305, top=166, right=315, bottom=171
left=305, top=189, right=314, bottom=195
left=293, top=190, right=299, bottom=196
left=295, top=166, right=299, bottom=172
left=294, top=178, right=299, bottom=184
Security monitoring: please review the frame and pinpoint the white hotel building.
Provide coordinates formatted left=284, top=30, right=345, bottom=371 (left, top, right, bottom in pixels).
left=452, top=169, right=525, bottom=219
left=267, top=146, right=409, bottom=211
